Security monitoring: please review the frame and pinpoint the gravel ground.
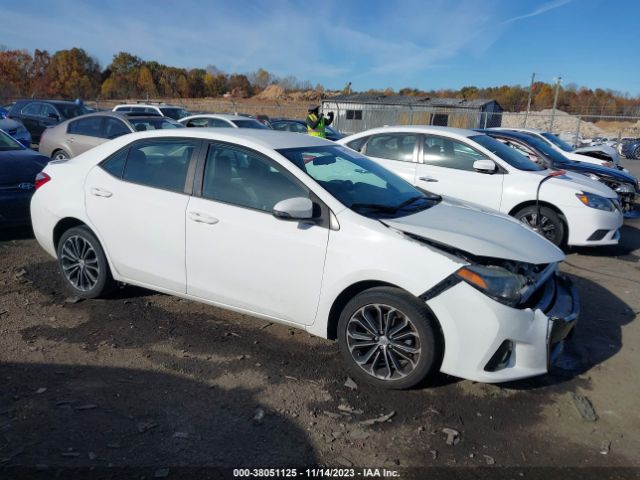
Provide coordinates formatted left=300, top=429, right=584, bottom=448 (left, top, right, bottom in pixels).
left=1, top=162, right=639, bottom=478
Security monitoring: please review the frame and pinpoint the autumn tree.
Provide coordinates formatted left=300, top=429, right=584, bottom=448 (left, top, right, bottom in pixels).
left=0, top=49, right=33, bottom=96
left=46, top=48, right=101, bottom=98
left=136, top=65, right=158, bottom=98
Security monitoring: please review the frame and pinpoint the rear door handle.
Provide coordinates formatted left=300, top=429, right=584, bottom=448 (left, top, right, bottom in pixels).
left=419, top=176, right=438, bottom=182
left=90, top=187, right=112, bottom=198
left=188, top=211, right=219, bottom=225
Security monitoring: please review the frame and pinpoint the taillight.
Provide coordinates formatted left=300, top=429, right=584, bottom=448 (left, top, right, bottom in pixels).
left=35, top=172, right=51, bottom=190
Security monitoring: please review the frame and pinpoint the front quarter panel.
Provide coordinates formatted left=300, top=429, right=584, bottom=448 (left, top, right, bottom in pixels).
left=309, top=209, right=463, bottom=338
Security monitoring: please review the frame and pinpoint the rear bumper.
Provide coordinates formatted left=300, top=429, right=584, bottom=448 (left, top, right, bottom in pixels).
left=427, top=272, right=579, bottom=383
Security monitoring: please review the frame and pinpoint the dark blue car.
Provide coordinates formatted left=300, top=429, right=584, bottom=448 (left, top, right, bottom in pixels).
left=0, top=129, right=49, bottom=227
left=621, top=139, right=640, bottom=160
left=480, top=129, right=639, bottom=215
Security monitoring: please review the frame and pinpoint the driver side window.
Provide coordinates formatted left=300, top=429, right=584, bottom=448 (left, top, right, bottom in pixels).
left=202, top=145, right=308, bottom=212
left=422, top=136, right=488, bottom=171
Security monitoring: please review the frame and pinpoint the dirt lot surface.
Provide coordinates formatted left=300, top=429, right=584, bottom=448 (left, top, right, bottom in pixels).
left=1, top=163, right=640, bottom=478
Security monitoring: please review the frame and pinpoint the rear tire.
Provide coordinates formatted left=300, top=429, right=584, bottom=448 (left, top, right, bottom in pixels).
left=337, top=287, right=441, bottom=390
left=56, top=226, right=114, bottom=298
left=52, top=149, right=69, bottom=161
left=513, top=205, right=565, bottom=246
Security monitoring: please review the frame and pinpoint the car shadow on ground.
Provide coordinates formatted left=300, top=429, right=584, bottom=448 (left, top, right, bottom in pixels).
left=0, top=226, right=34, bottom=242
left=503, top=272, right=635, bottom=391
left=0, top=362, right=317, bottom=473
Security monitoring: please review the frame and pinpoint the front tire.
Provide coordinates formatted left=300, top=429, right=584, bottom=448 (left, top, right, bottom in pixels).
left=514, top=205, right=565, bottom=246
left=337, top=287, right=441, bottom=389
left=57, top=226, right=114, bottom=298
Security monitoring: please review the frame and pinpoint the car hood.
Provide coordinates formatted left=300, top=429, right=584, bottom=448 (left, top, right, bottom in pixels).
left=563, top=161, right=637, bottom=185
left=381, top=198, right=565, bottom=265
left=0, top=149, right=49, bottom=186
left=574, top=145, right=621, bottom=164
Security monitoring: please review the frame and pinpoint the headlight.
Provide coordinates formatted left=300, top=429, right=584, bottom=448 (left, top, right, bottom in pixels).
left=614, top=183, right=635, bottom=194
left=576, top=192, right=615, bottom=211
left=456, top=265, right=528, bottom=306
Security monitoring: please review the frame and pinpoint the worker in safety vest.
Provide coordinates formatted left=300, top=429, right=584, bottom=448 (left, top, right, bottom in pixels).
left=306, top=105, right=334, bottom=138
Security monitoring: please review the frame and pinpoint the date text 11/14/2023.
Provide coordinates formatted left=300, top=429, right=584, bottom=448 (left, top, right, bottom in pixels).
left=233, top=468, right=401, bottom=478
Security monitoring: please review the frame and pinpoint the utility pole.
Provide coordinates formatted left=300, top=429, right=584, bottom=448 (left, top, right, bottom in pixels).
left=549, top=76, right=562, bottom=133
left=523, top=72, right=535, bottom=127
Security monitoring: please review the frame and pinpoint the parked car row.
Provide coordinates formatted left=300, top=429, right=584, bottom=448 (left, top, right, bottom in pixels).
left=2, top=104, right=637, bottom=390
left=30, top=128, right=578, bottom=389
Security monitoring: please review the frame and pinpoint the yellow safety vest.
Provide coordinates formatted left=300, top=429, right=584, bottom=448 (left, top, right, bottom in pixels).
left=307, top=113, right=326, bottom=138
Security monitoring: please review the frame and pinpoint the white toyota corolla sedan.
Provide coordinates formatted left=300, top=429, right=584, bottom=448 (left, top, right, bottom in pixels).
left=338, top=126, right=623, bottom=248
left=31, top=129, right=578, bottom=388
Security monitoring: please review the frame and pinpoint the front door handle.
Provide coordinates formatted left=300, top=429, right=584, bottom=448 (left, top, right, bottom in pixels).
left=418, top=176, right=438, bottom=182
left=68, top=137, right=75, bottom=143
left=188, top=211, right=219, bottom=225
left=90, top=187, right=112, bottom=197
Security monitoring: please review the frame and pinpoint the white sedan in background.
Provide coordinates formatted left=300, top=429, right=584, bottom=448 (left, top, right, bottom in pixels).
left=490, top=127, right=625, bottom=170
left=179, top=113, right=268, bottom=130
left=339, top=126, right=623, bottom=248
left=31, top=129, right=577, bottom=388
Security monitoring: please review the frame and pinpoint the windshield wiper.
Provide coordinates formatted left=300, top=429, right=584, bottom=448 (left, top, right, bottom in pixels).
left=348, top=203, right=399, bottom=213
left=393, top=195, right=426, bottom=211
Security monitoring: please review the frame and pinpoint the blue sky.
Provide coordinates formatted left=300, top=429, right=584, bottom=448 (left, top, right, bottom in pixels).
left=0, top=0, right=638, bottom=94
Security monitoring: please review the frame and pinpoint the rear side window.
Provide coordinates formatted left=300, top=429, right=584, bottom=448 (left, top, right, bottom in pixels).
left=21, top=103, right=42, bottom=116
left=122, top=140, right=198, bottom=193
left=101, top=149, right=128, bottom=178
left=68, top=117, right=104, bottom=137
left=346, top=136, right=370, bottom=152
left=104, top=118, right=131, bottom=139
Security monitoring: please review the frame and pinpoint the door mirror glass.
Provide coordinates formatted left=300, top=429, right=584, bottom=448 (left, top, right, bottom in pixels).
left=473, top=159, right=497, bottom=173
left=273, top=197, right=313, bottom=220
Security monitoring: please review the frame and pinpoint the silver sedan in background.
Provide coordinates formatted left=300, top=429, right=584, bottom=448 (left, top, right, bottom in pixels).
left=38, top=112, right=184, bottom=160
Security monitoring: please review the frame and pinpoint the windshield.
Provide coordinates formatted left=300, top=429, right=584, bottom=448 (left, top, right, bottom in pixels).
left=129, top=118, right=184, bottom=131
left=54, top=103, right=89, bottom=119
left=231, top=119, right=268, bottom=129
left=470, top=135, right=545, bottom=171
left=511, top=133, right=570, bottom=164
left=541, top=132, right=574, bottom=152
left=160, top=107, right=189, bottom=120
left=0, top=129, right=24, bottom=151
left=277, top=145, right=440, bottom=219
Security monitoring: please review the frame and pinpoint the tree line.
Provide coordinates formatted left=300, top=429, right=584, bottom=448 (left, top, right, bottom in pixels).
left=1, top=47, right=639, bottom=116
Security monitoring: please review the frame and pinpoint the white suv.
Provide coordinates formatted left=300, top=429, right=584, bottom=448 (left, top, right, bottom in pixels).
left=338, top=126, right=623, bottom=247
left=112, top=103, right=189, bottom=121
left=31, top=129, right=577, bottom=388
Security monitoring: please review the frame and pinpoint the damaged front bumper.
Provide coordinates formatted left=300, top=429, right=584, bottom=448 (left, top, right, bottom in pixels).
left=426, top=272, right=579, bottom=383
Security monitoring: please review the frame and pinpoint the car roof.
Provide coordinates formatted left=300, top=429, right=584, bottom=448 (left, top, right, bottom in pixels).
left=107, top=128, right=333, bottom=150
left=181, top=114, right=257, bottom=121
left=490, top=127, right=545, bottom=134
left=345, top=125, right=481, bottom=139
left=113, top=104, right=183, bottom=109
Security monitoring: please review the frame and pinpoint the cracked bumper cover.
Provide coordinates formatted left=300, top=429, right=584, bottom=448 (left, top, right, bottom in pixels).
left=426, top=273, right=579, bottom=383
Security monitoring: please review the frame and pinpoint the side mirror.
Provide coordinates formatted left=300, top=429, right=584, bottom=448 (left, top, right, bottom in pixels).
left=273, top=197, right=314, bottom=220
left=48, top=113, right=60, bottom=121
left=473, top=159, right=497, bottom=174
